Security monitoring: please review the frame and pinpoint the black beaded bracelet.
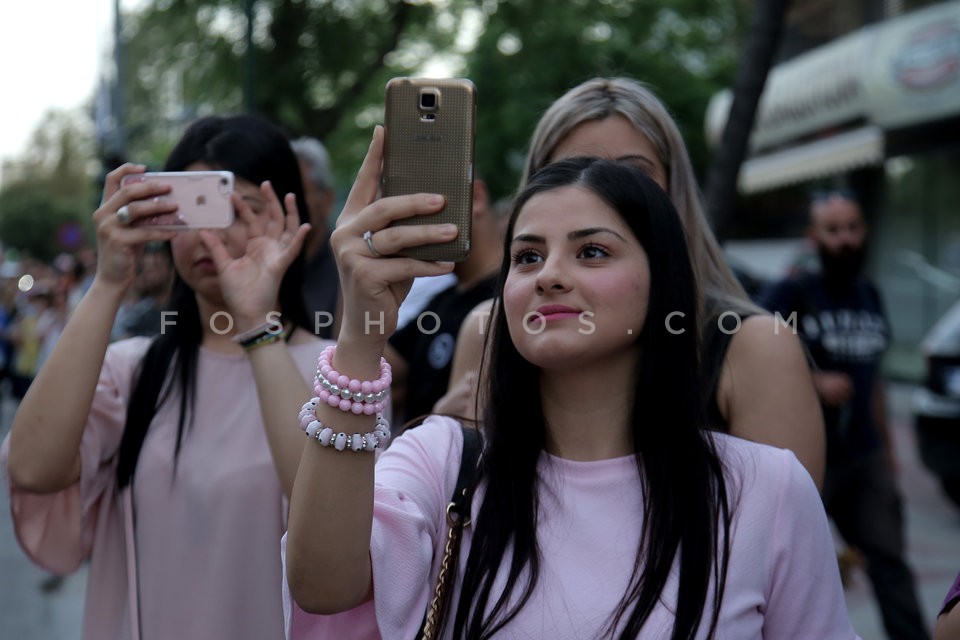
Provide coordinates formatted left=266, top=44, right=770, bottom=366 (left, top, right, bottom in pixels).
left=240, top=331, right=284, bottom=352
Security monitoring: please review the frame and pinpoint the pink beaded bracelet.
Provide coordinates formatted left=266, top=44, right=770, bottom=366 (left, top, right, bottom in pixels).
left=314, top=345, right=392, bottom=415
left=298, top=397, right=390, bottom=452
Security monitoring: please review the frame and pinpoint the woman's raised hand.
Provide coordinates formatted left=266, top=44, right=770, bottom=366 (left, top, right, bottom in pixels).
left=92, top=164, right=178, bottom=291
left=331, top=125, right=456, bottom=349
left=199, top=182, right=310, bottom=331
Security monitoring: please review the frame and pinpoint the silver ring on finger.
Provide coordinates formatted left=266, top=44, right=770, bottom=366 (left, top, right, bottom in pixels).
left=363, top=229, right=382, bottom=257
left=116, top=205, right=132, bottom=226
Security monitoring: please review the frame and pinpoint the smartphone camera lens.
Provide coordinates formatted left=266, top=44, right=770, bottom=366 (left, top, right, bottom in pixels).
left=419, top=91, right=437, bottom=111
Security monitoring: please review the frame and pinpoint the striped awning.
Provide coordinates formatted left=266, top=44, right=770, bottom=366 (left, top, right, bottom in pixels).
left=738, top=125, right=885, bottom=193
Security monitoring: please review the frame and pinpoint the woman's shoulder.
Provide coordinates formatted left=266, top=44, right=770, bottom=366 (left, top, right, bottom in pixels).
left=712, top=430, right=794, bottom=468
left=723, top=313, right=810, bottom=379
left=374, top=416, right=467, bottom=510
left=385, top=415, right=465, bottom=462
left=710, top=432, right=819, bottom=511
left=377, top=416, right=466, bottom=477
left=463, top=298, right=495, bottom=328
left=714, top=311, right=825, bottom=487
left=104, top=336, right=153, bottom=371
left=107, top=335, right=153, bottom=354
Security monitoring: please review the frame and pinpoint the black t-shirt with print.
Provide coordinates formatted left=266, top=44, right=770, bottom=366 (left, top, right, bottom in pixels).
left=390, top=276, right=498, bottom=423
left=759, top=271, right=890, bottom=464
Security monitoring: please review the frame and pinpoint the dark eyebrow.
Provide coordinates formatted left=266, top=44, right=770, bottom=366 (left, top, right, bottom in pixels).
left=569, top=227, right=627, bottom=242
left=511, top=227, right=627, bottom=245
left=512, top=233, right=544, bottom=245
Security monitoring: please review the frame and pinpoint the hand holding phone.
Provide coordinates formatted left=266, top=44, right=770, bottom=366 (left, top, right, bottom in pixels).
left=120, top=171, right=235, bottom=229
left=382, top=77, right=476, bottom=262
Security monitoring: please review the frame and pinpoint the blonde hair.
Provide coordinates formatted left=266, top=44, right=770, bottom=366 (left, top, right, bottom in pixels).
left=524, top=77, right=760, bottom=324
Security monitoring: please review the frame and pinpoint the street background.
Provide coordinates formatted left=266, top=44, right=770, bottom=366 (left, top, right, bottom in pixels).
left=1, top=381, right=958, bottom=639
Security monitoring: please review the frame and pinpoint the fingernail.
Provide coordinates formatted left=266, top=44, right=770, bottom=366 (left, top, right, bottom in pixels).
left=440, top=224, right=458, bottom=236
left=427, top=194, right=444, bottom=206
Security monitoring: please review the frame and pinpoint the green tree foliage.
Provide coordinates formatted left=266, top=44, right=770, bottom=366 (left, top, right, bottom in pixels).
left=120, top=0, right=472, bottom=175
left=0, top=187, right=88, bottom=263
left=0, top=110, right=95, bottom=261
left=2, top=111, right=96, bottom=200
left=464, top=0, right=750, bottom=200
left=114, top=0, right=748, bottom=202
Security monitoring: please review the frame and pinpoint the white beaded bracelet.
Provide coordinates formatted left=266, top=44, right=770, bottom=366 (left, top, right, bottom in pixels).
left=298, top=397, right=391, bottom=452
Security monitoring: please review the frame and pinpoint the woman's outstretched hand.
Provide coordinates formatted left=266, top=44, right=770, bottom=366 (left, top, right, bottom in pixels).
left=331, top=125, right=457, bottom=349
left=199, top=182, right=310, bottom=331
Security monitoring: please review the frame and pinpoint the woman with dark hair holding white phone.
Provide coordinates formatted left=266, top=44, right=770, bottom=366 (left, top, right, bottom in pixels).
left=2, top=115, right=326, bottom=640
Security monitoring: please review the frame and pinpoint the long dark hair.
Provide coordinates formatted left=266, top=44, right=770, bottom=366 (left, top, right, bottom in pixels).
left=452, top=158, right=732, bottom=639
left=116, top=114, right=311, bottom=489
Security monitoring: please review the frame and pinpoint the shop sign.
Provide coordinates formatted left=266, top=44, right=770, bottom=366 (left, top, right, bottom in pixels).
left=705, top=30, right=872, bottom=151
left=706, top=0, right=960, bottom=148
left=892, top=24, right=960, bottom=90
left=867, top=3, right=960, bottom=128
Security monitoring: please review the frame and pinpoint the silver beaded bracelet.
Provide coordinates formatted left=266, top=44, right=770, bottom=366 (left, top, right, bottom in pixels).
left=298, top=398, right=391, bottom=452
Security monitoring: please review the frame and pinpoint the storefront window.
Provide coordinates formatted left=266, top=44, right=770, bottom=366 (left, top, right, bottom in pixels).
left=875, top=150, right=960, bottom=374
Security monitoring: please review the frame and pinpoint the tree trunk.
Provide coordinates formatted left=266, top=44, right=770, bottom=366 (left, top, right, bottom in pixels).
left=705, top=0, right=792, bottom=242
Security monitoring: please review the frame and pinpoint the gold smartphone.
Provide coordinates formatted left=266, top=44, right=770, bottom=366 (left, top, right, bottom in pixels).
left=383, top=77, right=476, bottom=262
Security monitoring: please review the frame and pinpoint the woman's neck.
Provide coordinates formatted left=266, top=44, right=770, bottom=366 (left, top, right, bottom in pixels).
left=539, top=353, right=636, bottom=461
left=195, top=297, right=244, bottom=354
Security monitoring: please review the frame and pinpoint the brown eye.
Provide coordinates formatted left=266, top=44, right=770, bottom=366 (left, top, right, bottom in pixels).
left=578, top=244, right=609, bottom=260
left=512, top=249, right=542, bottom=265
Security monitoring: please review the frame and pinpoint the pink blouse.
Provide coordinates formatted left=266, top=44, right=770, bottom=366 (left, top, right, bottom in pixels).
left=2, top=337, right=328, bottom=640
left=283, top=416, right=860, bottom=639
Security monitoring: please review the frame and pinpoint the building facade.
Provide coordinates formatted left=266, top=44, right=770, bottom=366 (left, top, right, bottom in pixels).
left=708, top=0, right=960, bottom=378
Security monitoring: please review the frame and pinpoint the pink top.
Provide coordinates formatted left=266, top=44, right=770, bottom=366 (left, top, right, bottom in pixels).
left=283, top=416, right=860, bottom=639
left=2, top=337, right=328, bottom=640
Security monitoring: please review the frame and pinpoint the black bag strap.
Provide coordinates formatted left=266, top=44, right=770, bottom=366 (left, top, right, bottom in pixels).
left=416, top=424, right=482, bottom=639
left=450, top=425, right=482, bottom=522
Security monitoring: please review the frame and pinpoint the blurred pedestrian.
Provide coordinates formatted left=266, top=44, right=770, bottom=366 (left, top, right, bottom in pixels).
left=8, top=283, right=62, bottom=399
left=0, top=275, right=19, bottom=396
left=53, top=252, right=86, bottom=315
left=284, top=151, right=857, bottom=638
left=292, top=136, right=341, bottom=338
left=440, top=77, right=825, bottom=491
left=111, top=241, right=174, bottom=340
left=2, top=114, right=323, bottom=640
left=759, top=188, right=930, bottom=640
